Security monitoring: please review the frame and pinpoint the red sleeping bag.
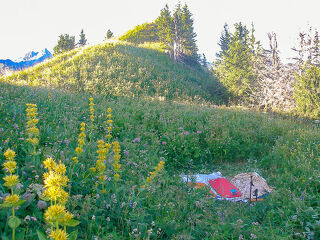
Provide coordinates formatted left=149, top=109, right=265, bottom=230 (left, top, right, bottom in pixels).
left=209, top=178, right=242, bottom=198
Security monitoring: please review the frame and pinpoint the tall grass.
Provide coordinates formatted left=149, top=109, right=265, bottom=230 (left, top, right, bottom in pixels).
left=0, top=82, right=319, bottom=239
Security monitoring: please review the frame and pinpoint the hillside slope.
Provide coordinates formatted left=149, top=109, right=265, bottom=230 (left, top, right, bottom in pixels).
left=0, top=42, right=224, bottom=103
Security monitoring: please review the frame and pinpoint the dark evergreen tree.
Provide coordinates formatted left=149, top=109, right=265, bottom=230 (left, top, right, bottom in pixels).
left=180, top=4, right=198, bottom=64
left=216, top=23, right=231, bottom=60
left=156, top=3, right=198, bottom=65
left=106, top=29, right=114, bottom=39
left=214, top=23, right=260, bottom=101
left=155, top=4, right=174, bottom=56
left=78, top=29, right=87, bottom=46
left=53, top=34, right=75, bottom=54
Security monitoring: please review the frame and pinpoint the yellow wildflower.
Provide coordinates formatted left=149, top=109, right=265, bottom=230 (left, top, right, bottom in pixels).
left=4, top=194, right=20, bottom=205
left=3, top=161, right=17, bottom=174
left=48, top=229, right=69, bottom=240
left=72, top=157, right=79, bottom=163
left=59, top=211, right=73, bottom=225
left=107, top=108, right=112, bottom=113
left=43, top=158, right=56, bottom=170
left=3, top=175, right=19, bottom=187
left=75, top=147, right=83, bottom=154
left=54, top=163, right=67, bottom=175
left=146, top=177, right=151, bottom=184
left=4, top=149, right=16, bottom=161
left=44, top=204, right=66, bottom=223
left=90, top=167, right=96, bottom=173
left=114, top=173, right=120, bottom=181
left=80, top=122, right=85, bottom=127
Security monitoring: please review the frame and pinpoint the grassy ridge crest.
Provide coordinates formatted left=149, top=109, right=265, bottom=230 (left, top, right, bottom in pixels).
left=1, top=42, right=223, bottom=103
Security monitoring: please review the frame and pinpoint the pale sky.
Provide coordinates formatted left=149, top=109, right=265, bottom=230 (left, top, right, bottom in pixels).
left=1, top=0, right=320, bottom=63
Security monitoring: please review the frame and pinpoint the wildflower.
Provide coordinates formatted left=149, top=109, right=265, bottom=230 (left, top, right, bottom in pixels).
left=3, top=161, right=17, bottom=174
left=162, top=141, right=166, bottom=145
left=75, top=147, right=83, bottom=154
left=4, top=194, right=20, bottom=205
left=44, top=204, right=66, bottom=223
left=43, top=158, right=56, bottom=170
left=184, top=131, right=190, bottom=135
left=37, top=200, right=47, bottom=210
left=114, top=173, right=120, bottom=181
left=3, top=175, right=19, bottom=187
left=54, top=163, right=67, bottom=175
left=132, top=137, right=140, bottom=143
left=48, top=228, right=68, bottom=240
left=4, top=148, right=16, bottom=161
left=25, top=103, right=39, bottom=151
left=89, top=98, right=95, bottom=128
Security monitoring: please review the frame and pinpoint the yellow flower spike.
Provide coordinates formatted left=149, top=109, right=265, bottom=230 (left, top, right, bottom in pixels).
left=3, top=175, right=19, bottom=187
left=43, top=158, right=56, bottom=170
left=72, top=157, right=79, bottom=163
left=90, top=167, right=96, bottom=173
left=75, top=147, right=83, bottom=154
left=98, top=175, right=105, bottom=182
left=54, top=163, right=67, bottom=175
left=107, top=114, right=112, bottom=119
left=4, top=194, right=20, bottom=205
left=107, top=120, right=113, bottom=124
left=89, top=97, right=93, bottom=102
left=4, top=148, right=16, bottom=161
left=44, top=204, right=66, bottom=224
left=3, top=161, right=17, bottom=174
left=114, top=173, right=120, bottom=181
left=107, top=108, right=112, bottom=113
left=146, top=177, right=151, bottom=184
left=107, top=134, right=112, bottom=139
left=49, top=228, right=69, bottom=240
left=80, top=122, right=85, bottom=127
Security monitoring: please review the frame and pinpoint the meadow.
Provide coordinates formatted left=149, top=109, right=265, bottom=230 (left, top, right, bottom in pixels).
left=0, top=42, right=319, bottom=239
left=0, top=81, right=319, bottom=239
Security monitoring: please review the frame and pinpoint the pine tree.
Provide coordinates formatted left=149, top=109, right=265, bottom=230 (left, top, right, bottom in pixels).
left=214, top=23, right=259, bottom=101
left=216, top=23, right=231, bottom=60
left=155, top=4, right=174, bottom=56
left=106, top=29, right=114, bottom=39
left=53, top=34, right=75, bottom=54
left=180, top=4, right=198, bottom=64
left=78, top=29, right=87, bottom=46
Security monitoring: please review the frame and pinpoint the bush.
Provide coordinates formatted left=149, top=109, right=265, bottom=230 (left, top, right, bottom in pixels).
left=294, top=64, right=320, bottom=118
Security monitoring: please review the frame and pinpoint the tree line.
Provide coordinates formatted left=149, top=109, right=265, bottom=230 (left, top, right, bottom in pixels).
left=53, top=29, right=113, bottom=54
left=212, top=22, right=320, bottom=118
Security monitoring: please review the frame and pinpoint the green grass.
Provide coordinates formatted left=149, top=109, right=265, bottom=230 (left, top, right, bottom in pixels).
left=1, top=42, right=225, bottom=104
left=0, top=81, right=319, bottom=239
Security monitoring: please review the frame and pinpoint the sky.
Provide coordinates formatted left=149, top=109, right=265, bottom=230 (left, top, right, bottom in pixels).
left=1, top=0, right=320, bottom=63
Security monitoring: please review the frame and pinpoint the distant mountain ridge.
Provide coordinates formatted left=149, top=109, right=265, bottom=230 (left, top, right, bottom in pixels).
left=0, top=49, right=52, bottom=71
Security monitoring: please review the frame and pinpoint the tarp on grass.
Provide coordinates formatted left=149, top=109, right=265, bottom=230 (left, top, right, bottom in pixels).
left=181, top=172, right=273, bottom=202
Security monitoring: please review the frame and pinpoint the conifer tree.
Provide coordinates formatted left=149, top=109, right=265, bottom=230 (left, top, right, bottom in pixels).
left=53, top=34, right=75, bottom=54
left=214, top=23, right=260, bottom=101
left=180, top=4, right=198, bottom=63
left=78, top=29, right=87, bottom=46
left=106, top=29, right=114, bottom=39
left=156, top=3, right=198, bottom=65
left=216, top=23, right=231, bottom=60
left=155, top=4, right=174, bottom=56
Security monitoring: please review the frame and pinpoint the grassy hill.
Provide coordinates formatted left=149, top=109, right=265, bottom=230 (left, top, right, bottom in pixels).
left=0, top=42, right=225, bottom=104
left=0, top=41, right=319, bottom=239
